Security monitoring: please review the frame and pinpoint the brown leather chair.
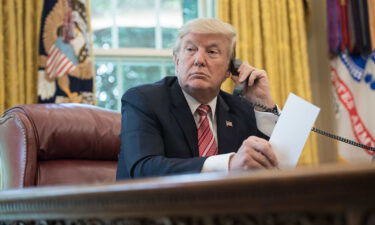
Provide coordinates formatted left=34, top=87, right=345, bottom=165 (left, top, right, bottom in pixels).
left=0, top=104, right=121, bottom=190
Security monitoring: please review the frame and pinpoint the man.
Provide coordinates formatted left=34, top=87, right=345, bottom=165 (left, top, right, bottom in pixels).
left=116, top=18, right=279, bottom=180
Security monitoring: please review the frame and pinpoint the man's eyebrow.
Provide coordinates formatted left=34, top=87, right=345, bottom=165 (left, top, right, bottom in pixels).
left=184, top=40, right=196, bottom=46
left=206, top=43, right=220, bottom=48
left=183, top=41, right=221, bottom=49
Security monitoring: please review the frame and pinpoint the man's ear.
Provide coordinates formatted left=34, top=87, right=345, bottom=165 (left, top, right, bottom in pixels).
left=226, top=58, right=232, bottom=78
left=173, top=54, right=179, bottom=74
left=173, top=54, right=179, bottom=66
left=225, top=70, right=231, bottom=78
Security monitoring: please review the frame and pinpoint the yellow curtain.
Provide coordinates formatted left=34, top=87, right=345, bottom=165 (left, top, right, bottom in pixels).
left=0, top=0, right=43, bottom=114
left=218, top=0, right=318, bottom=166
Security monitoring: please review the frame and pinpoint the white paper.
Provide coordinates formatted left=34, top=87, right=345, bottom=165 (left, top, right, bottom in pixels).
left=269, top=93, right=320, bottom=168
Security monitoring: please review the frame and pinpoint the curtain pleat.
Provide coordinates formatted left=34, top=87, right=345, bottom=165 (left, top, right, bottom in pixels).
left=16, top=0, right=25, bottom=103
left=27, top=0, right=42, bottom=104
left=0, top=0, right=42, bottom=114
left=0, top=1, right=4, bottom=113
left=25, top=0, right=35, bottom=104
left=4, top=0, right=18, bottom=108
left=250, top=0, right=262, bottom=68
left=369, top=0, right=375, bottom=50
left=218, top=0, right=318, bottom=166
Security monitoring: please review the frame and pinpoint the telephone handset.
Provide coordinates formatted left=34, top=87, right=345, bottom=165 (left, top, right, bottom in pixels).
left=229, top=58, right=242, bottom=76
left=229, top=58, right=247, bottom=97
left=228, top=58, right=375, bottom=152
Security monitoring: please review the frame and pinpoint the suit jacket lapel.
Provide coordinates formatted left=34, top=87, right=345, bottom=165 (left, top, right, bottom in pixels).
left=170, top=82, right=199, bottom=157
left=216, top=94, right=239, bottom=154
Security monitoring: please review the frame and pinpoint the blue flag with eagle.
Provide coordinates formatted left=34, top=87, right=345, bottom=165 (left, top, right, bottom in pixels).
left=38, top=0, right=94, bottom=104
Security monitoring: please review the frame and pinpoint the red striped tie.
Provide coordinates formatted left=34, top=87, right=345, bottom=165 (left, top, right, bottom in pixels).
left=197, top=105, right=218, bottom=157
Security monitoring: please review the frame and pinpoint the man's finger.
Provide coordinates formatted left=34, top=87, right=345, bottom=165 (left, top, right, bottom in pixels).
left=253, top=137, right=278, bottom=167
left=244, top=157, right=263, bottom=170
left=238, top=62, right=254, bottom=83
left=247, top=69, right=267, bottom=86
left=249, top=150, right=273, bottom=168
left=239, top=68, right=254, bottom=83
left=263, top=147, right=278, bottom=167
left=249, top=140, right=278, bottom=167
left=247, top=71, right=257, bottom=86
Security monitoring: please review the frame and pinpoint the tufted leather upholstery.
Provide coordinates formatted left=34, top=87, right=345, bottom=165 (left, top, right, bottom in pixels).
left=0, top=104, right=121, bottom=190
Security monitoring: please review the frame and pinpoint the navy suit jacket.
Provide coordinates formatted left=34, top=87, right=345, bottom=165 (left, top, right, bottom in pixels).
left=116, top=76, right=267, bottom=180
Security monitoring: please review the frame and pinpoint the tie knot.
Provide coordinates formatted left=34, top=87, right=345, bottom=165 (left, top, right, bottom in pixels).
left=197, top=104, right=211, bottom=116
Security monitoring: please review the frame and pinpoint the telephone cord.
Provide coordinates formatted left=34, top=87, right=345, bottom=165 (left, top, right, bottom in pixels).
left=251, top=102, right=375, bottom=152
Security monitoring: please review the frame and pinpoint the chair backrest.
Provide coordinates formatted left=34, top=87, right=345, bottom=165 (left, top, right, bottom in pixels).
left=0, top=104, right=121, bottom=190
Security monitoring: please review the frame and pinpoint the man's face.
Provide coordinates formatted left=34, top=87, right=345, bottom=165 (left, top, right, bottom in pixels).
left=174, top=33, right=231, bottom=99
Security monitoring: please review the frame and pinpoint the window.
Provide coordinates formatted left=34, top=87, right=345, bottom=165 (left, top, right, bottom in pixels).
left=91, top=0, right=215, bottom=110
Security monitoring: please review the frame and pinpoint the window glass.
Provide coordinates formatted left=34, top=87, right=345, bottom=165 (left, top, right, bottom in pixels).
left=117, top=0, right=156, bottom=48
left=91, top=0, right=113, bottom=48
left=162, top=28, right=178, bottom=49
left=119, top=27, right=155, bottom=48
left=122, top=63, right=162, bottom=93
left=95, top=61, right=119, bottom=110
left=182, top=0, right=198, bottom=23
left=92, top=0, right=199, bottom=49
left=160, top=0, right=183, bottom=48
left=165, top=63, right=176, bottom=76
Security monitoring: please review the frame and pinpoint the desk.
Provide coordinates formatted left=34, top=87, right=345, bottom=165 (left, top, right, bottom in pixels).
left=1, top=163, right=375, bottom=224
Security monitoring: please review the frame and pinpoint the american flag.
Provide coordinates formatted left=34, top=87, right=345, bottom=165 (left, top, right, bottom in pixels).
left=46, top=37, right=78, bottom=79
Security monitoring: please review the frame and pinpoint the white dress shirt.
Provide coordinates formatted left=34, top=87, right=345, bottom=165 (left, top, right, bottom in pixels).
left=182, top=91, right=279, bottom=172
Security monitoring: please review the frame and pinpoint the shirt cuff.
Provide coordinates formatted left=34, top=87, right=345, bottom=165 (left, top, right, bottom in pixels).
left=201, top=153, right=236, bottom=172
left=254, top=105, right=280, bottom=137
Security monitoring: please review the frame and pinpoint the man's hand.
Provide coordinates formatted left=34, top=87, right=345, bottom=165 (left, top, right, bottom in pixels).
left=229, top=136, right=278, bottom=170
left=231, top=62, right=275, bottom=109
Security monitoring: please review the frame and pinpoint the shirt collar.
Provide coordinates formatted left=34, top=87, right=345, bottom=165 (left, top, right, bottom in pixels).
left=182, top=90, right=217, bottom=119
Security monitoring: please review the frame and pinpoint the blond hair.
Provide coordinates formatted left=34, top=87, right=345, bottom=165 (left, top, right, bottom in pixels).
left=173, top=18, right=237, bottom=59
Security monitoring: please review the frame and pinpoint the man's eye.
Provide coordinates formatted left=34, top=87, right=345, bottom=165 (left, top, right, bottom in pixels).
left=208, top=50, right=219, bottom=55
left=185, top=47, right=196, bottom=52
